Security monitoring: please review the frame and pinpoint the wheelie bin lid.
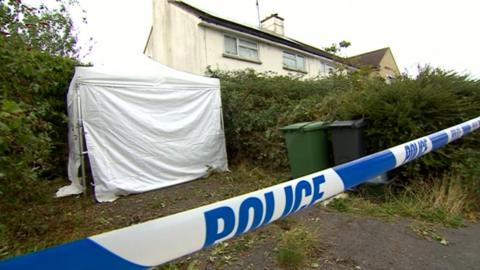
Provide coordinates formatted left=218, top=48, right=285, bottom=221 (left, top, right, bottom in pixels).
left=302, top=121, right=328, bottom=131
left=281, top=121, right=327, bottom=132
left=328, top=119, right=366, bottom=129
left=280, top=122, right=310, bottom=132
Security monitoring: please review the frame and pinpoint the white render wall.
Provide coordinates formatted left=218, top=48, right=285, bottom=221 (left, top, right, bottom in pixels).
left=146, top=0, right=339, bottom=77
left=202, top=26, right=338, bottom=77
left=146, top=0, right=206, bottom=75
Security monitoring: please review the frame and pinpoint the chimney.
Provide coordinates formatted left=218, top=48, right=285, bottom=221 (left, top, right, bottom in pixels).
left=260, top=13, right=284, bottom=36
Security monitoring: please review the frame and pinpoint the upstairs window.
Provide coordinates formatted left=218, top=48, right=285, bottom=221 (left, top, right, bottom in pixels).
left=283, top=52, right=306, bottom=71
left=326, top=63, right=335, bottom=73
left=224, top=35, right=259, bottom=61
left=320, top=61, right=336, bottom=75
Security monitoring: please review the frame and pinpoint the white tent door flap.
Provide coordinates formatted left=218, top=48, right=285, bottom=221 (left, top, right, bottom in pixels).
left=57, top=56, right=228, bottom=202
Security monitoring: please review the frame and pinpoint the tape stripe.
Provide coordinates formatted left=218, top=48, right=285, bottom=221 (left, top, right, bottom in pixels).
left=0, top=239, right=147, bottom=270
left=1, top=116, right=479, bottom=269
left=333, top=150, right=396, bottom=190
left=429, top=131, right=449, bottom=151
left=462, top=124, right=472, bottom=135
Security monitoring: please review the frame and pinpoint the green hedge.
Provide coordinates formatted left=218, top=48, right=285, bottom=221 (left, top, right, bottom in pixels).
left=209, top=68, right=362, bottom=169
left=327, top=68, right=480, bottom=179
left=0, top=40, right=76, bottom=203
left=214, top=68, right=480, bottom=182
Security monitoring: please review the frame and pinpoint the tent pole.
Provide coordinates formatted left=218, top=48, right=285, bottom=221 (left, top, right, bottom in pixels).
left=75, top=84, right=87, bottom=197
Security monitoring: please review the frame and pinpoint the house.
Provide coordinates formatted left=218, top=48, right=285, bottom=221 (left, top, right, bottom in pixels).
left=348, top=47, right=400, bottom=81
left=144, top=0, right=355, bottom=77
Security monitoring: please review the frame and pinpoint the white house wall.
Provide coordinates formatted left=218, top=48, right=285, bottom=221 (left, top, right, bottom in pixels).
left=147, top=0, right=206, bottom=75
left=203, top=27, right=333, bottom=77
left=147, top=0, right=339, bottom=77
left=379, top=49, right=400, bottom=79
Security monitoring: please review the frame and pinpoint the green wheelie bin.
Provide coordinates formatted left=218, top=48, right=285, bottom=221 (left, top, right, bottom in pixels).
left=281, top=121, right=330, bottom=178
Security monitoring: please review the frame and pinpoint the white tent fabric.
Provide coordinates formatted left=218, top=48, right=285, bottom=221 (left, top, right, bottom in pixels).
left=56, top=56, right=228, bottom=202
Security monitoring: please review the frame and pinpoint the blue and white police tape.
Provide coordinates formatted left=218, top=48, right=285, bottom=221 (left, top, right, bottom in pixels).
left=1, top=116, right=480, bottom=270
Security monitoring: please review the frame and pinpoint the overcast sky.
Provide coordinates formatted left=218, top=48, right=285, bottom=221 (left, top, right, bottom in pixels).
left=75, top=0, right=480, bottom=78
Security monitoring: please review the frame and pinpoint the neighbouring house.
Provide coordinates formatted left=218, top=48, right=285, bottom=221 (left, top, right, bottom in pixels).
left=348, top=47, right=400, bottom=81
left=144, top=0, right=355, bottom=77
left=144, top=0, right=400, bottom=79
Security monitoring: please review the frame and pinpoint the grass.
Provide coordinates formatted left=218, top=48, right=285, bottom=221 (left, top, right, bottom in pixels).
left=276, top=227, right=315, bottom=269
left=328, top=173, right=471, bottom=227
left=0, top=162, right=290, bottom=261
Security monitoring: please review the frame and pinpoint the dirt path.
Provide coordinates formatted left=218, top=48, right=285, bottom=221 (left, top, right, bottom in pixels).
left=308, top=209, right=480, bottom=270
left=163, top=206, right=480, bottom=270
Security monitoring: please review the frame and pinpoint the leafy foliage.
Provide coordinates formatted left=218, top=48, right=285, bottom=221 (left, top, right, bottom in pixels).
left=0, top=0, right=79, bottom=205
left=0, top=100, right=52, bottom=201
left=327, top=67, right=480, bottom=179
left=209, top=68, right=360, bottom=169
left=215, top=67, right=480, bottom=187
left=323, top=40, right=351, bottom=55
left=0, top=0, right=81, bottom=57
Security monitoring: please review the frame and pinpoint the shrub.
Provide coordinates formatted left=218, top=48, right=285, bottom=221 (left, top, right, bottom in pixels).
left=1, top=43, right=76, bottom=157
left=0, top=38, right=76, bottom=205
left=1, top=0, right=80, bottom=206
left=209, top=68, right=359, bottom=169
left=327, top=68, right=480, bottom=180
left=0, top=100, right=53, bottom=202
left=214, top=67, right=480, bottom=185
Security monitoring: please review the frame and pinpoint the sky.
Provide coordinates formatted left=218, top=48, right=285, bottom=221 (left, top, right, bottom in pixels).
left=73, top=0, right=480, bottom=78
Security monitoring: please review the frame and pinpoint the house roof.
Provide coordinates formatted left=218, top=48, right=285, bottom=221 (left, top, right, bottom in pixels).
left=348, top=47, right=390, bottom=68
left=169, top=0, right=353, bottom=67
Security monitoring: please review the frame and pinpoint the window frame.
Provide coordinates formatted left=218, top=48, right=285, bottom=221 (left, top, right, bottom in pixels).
left=282, top=51, right=307, bottom=72
left=223, top=35, right=260, bottom=62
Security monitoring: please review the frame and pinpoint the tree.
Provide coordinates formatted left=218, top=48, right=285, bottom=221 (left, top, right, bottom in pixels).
left=0, top=0, right=83, bottom=58
left=323, top=40, right=351, bottom=56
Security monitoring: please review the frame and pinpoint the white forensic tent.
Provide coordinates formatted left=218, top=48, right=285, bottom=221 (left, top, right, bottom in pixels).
left=56, top=56, right=228, bottom=202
